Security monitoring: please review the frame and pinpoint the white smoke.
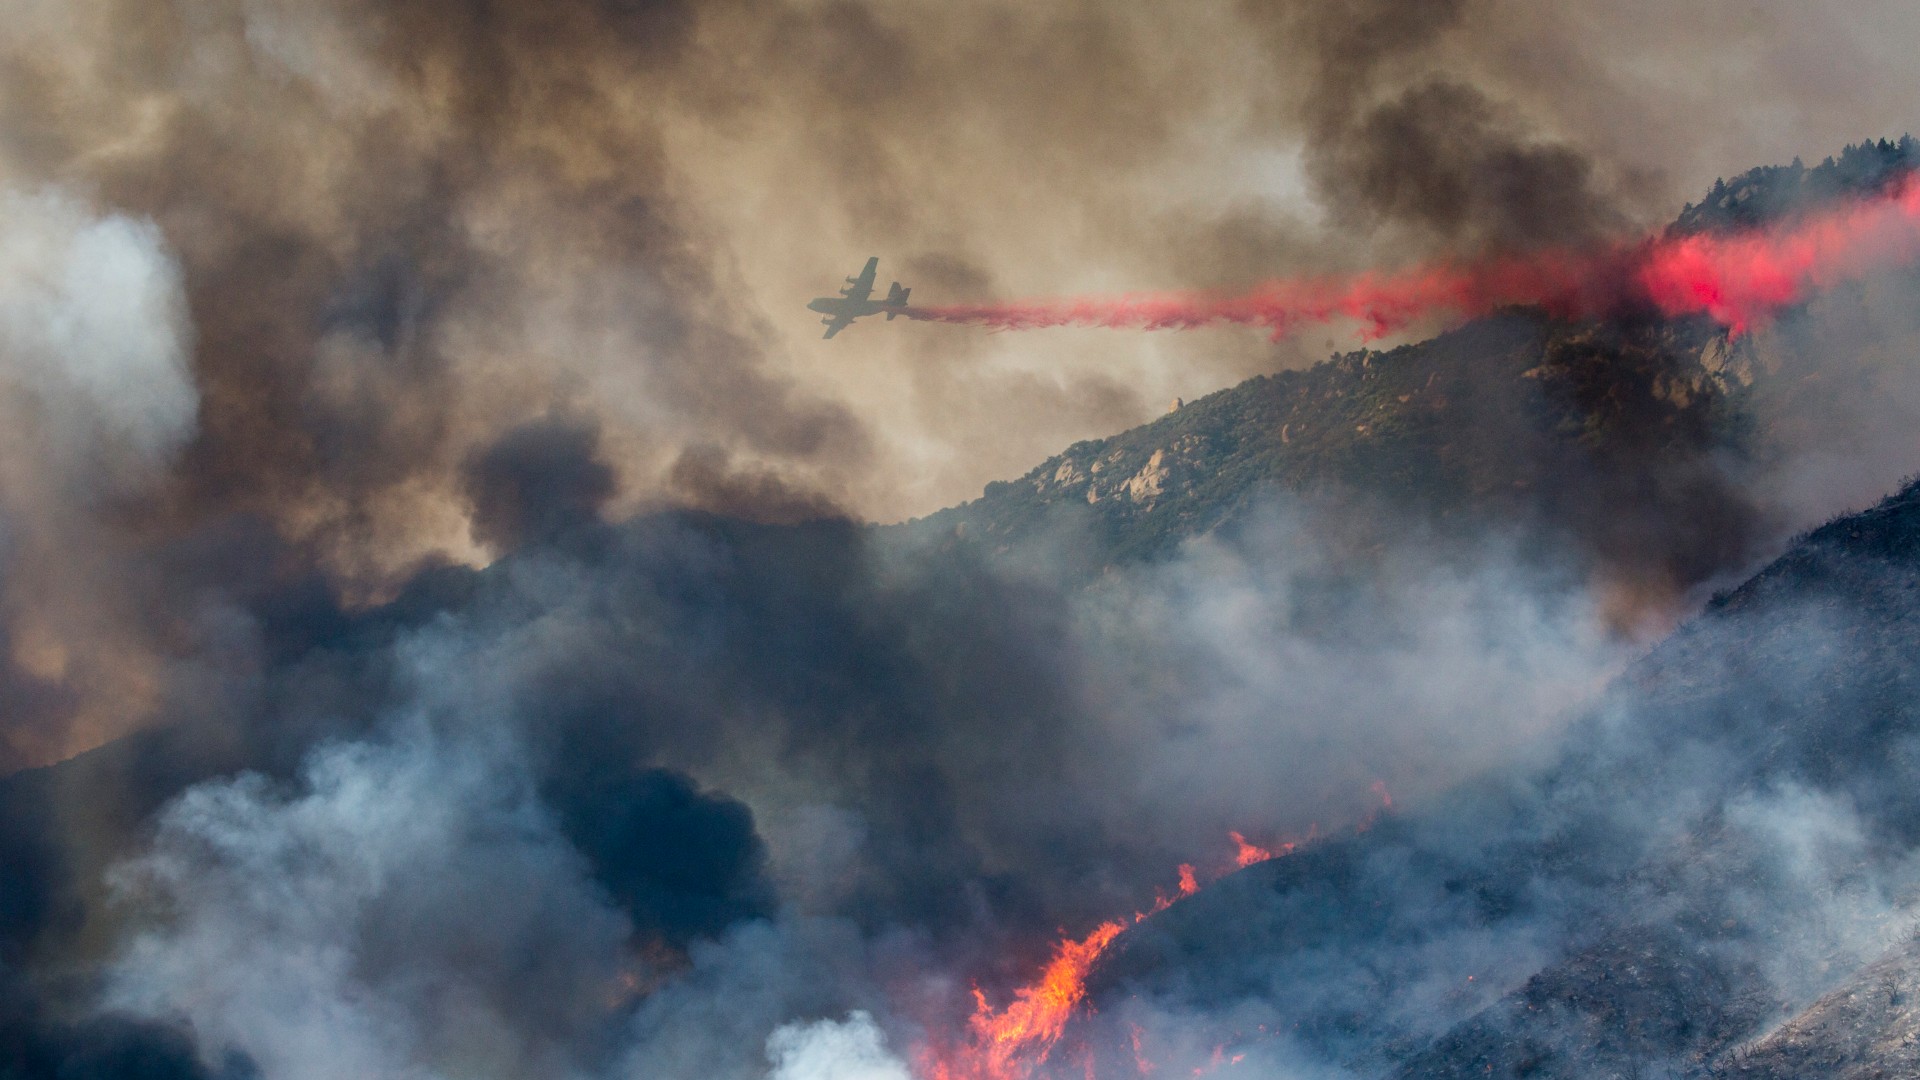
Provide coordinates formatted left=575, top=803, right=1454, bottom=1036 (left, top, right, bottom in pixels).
left=766, top=1013, right=914, bottom=1080
left=1066, top=500, right=1624, bottom=852
left=1722, top=783, right=1920, bottom=1006
left=103, top=729, right=634, bottom=1080
left=0, top=186, right=196, bottom=481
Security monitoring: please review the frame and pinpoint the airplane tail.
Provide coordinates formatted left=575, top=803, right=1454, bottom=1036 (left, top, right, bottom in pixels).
left=885, top=282, right=910, bottom=318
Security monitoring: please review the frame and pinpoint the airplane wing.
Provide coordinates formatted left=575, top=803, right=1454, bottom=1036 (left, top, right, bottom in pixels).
left=839, top=256, right=878, bottom=302
left=822, top=313, right=855, bottom=339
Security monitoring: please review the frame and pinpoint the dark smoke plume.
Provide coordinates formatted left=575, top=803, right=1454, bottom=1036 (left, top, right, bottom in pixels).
left=1266, top=0, right=1629, bottom=253
left=463, top=414, right=619, bottom=552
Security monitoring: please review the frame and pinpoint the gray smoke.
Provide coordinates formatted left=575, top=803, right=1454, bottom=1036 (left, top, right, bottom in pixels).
left=1, top=3, right=1920, bottom=1079
left=103, top=729, right=633, bottom=1080
left=73, top=488, right=1629, bottom=1079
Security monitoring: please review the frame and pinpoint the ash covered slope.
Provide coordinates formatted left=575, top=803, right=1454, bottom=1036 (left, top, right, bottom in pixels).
left=1084, top=479, right=1920, bottom=1078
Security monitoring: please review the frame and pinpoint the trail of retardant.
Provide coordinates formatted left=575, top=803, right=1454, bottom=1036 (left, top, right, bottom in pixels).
left=908, top=174, right=1920, bottom=340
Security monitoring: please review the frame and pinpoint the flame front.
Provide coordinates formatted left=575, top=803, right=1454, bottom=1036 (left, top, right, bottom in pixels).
left=925, top=920, right=1127, bottom=1080
left=1228, top=831, right=1279, bottom=868
left=916, top=820, right=1370, bottom=1080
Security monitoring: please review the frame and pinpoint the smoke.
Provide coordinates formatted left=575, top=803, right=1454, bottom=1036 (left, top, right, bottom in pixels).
left=0, top=185, right=196, bottom=767
left=767, top=1013, right=915, bottom=1080
left=1050, top=510, right=1920, bottom=1077
left=17, top=308, right=1920, bottom=1080
left=20, top=313, right=1920, bottom=1080
left=0, top=187, right=196, bottom=475
left=1060, top=502, right=1621, bottom=846
left=0, top=0, right=1911, bottom=529
left=1, top=0, right=876, bottom=589
left=1245, top=0, right=1633, bottom=255
left=4, top=0, right=1907, bottom=536
left=4, top=2, right=1920, bottom=1079
left=102, top=731, right=636, bottom=1080
left=462, top=413, right=620, bottom=552
left=39, top=479, right=1632, bottom=1080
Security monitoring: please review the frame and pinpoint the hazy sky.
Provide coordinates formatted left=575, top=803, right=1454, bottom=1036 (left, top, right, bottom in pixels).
left=647, top=0, right=1920, bottom=518
left=7, top=0, right=1919, bottom=537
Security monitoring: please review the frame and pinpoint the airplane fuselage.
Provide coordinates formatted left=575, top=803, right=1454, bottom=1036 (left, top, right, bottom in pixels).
left=811, top=258, right=910, bottom=337
left=807, top=296, right=898, bottom=319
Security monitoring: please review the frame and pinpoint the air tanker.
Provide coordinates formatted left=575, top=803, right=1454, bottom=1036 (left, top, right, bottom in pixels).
left=808, top=257, right=911, bottom=339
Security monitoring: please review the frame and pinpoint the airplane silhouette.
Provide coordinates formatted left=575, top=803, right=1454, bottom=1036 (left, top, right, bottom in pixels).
left=807, top=257, right=910, bottom=339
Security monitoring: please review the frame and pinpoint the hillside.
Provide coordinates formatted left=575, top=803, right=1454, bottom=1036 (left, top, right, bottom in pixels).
left=915, top=313, right=1755, bottom=598
left=1081, top=477, right=1920, bottom=1078
left=1671, top=136, right=1920, bottom=236
left=915, top=137, right=1920, bottom=602
left=1712, top=936, right=1920, bottom=1079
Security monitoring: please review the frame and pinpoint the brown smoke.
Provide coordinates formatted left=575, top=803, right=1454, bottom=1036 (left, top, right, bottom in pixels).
left=0, top=0, right=1917, bottom=767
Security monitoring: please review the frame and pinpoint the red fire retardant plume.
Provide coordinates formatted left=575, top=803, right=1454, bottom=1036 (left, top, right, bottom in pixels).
left=907, top=174, right=1920, bottom=340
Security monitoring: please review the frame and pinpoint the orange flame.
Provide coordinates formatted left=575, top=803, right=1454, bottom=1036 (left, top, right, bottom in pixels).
left=1359, top=781, right=1396, bottom=832
left=1371, top=780, right=1394, bottom=811
left=1134, top=864, right=1202, bottom=923
left=1227, top=831, right=1274, bottom=868
left=926, top=920, right=1126, bottom=1080
left=919, top=831, right=1317, bottom=1080
left=1229, top=830, right=1308, bottom=868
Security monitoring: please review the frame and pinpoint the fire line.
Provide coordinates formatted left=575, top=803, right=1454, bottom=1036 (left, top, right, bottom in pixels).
left=914, top=816, right=1353, bottom=1080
